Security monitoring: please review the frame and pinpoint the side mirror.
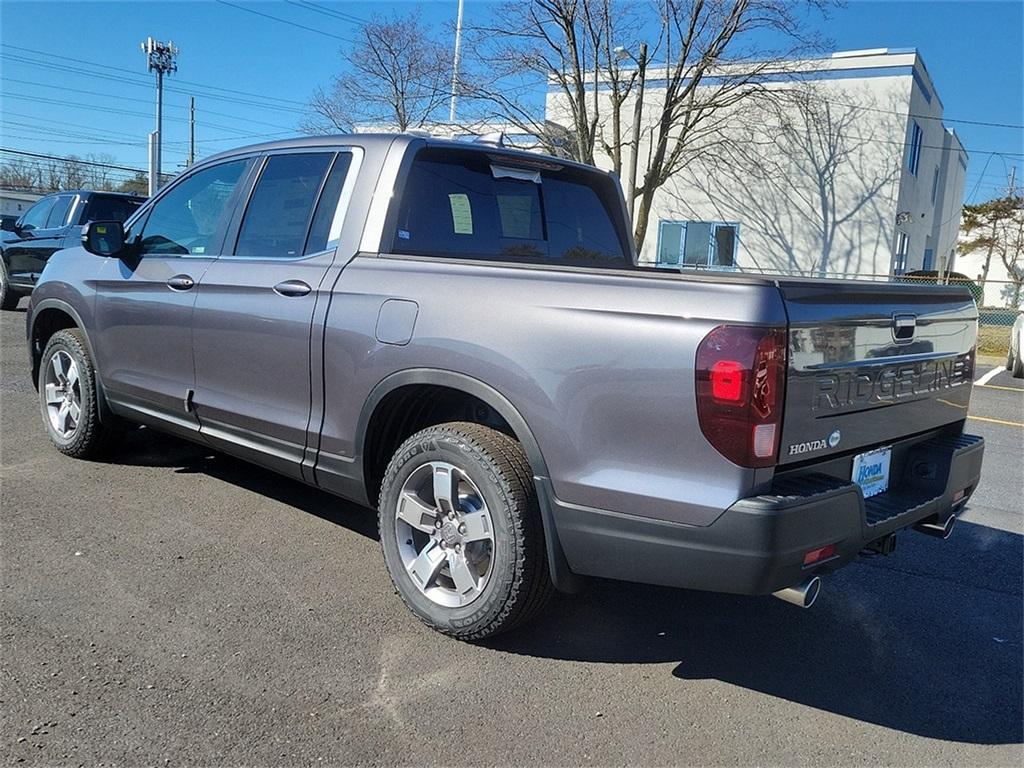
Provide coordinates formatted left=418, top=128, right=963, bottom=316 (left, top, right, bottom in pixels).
left=1, top=217, right=18, bottom=233
left=81, top=220, right=127, bottom=257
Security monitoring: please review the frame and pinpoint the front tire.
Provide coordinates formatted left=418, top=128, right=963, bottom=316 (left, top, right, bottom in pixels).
left=38, top=328, right=111, bottom=459
left=0, top=261, right=21, bottom=310
left=378, top=422, right=554, bottom=640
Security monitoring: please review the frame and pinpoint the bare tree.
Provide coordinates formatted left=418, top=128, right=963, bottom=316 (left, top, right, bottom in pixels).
left=0, top=157, right=41, bottom=191
left=0, top=153, right=133, bottom=194
left=466, top=0, right=645, bottom=165
left=468, top=0, right=829, bottom=251
left=303, top=10, right=452, bottom=134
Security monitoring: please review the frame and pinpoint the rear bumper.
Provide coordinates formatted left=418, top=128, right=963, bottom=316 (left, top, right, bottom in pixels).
left=549, top=431, right=984, bottom=595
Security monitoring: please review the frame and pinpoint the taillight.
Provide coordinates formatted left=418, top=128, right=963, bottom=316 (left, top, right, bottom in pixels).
left=695, top=325, right=787, bottom=468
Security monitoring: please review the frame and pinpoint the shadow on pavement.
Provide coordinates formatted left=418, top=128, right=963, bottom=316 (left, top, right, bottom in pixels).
left=107, top=426, right=379, bottom=541
left=105, top=428, right=1021, bottom=744
left=488, top=520, right=1023, bottom=746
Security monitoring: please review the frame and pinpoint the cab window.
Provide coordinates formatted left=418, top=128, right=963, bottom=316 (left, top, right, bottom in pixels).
left=140, top=160, right=248, bottom=256
left=19, top=197, right=57, bottom=232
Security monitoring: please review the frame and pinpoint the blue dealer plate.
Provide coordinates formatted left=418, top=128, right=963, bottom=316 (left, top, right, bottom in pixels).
left=852, top=446, right=892, bottom=499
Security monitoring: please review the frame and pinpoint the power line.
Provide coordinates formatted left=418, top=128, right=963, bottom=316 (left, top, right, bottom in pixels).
left=287, top=0, right=370, bottom=25
left=0, top=53, right=309, bottom=116
left=214, top=0, right=351, bottom=41
left=2, top=43, right=311, bottom=107
left=0, top=78, right=300, bottom=132
left=801, top=93, right=1024, bottom=131
left=0, top=91, right=265, bottom=136
left=0, top=148, right=150, bottom=174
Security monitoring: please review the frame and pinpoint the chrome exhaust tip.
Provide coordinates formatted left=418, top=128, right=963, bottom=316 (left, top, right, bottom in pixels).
left=772, top=575, right=821, bottom=609
left=914, top=514, right=956, bottom=540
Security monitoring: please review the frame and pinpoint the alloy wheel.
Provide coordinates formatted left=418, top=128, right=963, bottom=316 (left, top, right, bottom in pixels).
left=395, top=461, right=496, bottom=608
left=43, top=350, right=82, bottom=438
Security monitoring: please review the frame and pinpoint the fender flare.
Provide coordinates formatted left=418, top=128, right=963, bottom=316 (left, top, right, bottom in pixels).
left=28, top=297, right=115, bottom=425
left=357, top=368, right=583, bottom=593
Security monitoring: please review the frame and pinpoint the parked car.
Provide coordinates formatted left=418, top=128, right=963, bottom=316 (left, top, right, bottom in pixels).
left=1007, top=312, right=1024, bottom=377
left=25, top=134, right=984, bottom=639
left=0, top=190, right=145, bottom=309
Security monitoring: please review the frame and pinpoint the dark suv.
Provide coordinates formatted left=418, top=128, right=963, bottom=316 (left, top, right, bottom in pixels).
left=0, top=190, right=144, bottom=309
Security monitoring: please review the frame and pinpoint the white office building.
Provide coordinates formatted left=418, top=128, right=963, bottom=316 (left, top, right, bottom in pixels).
left=0, top=189, right=41, bottom=219
left=546, top=48, right=968, bottom=277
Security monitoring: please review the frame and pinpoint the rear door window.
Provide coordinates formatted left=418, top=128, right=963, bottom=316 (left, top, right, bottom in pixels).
left=44, top=194, right=75, bottom=228
left=390, top=149, right=631, bottom=266
left=234, top=152, right=334, bottom=259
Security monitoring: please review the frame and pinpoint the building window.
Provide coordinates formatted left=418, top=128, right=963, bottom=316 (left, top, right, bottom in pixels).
left=931, top=166, right=940, bottom=204
left=894, top=232, right=910, bottom=275
left=923, top=248, right=934, bottom=271
left=907, top=122, right=923, bottom=176
left=657, top=220, right=739, bottom=269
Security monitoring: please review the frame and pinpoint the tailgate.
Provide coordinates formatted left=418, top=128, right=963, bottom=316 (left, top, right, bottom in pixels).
left=777, top=279, right=977, bottom=465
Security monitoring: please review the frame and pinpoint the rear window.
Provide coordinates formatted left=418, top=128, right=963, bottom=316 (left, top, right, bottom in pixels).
left=84, top=195, right=143, bottom=224
left=390, top=149, right=631, bottom=266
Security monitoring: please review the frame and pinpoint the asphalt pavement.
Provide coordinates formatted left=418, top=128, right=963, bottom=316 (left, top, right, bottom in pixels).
left=2, top=304, right=1022, bottom=766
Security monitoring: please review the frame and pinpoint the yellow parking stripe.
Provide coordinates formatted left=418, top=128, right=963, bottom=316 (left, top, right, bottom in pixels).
left=977, top=384, right=1024, bottom=392
left=967, top=415, right=1024, bottom=427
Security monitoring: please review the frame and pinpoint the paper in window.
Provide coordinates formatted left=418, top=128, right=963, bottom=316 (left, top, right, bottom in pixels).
left=448, top=193, right=473, bottom=235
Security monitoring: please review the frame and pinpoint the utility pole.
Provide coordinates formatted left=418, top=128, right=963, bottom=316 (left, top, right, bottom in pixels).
left=141, top=37, right=179, bottom=196
left=448, top=0, right=465, bottom=126
left=187, top=96, right=195, bottom=167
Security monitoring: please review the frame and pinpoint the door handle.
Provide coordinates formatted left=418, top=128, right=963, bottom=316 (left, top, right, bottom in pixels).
left=273, top=279, right=311, bottom=297
left=167, top=274, right=195, bottom=291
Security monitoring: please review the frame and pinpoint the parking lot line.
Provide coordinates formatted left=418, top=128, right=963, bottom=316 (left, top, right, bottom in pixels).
left=974, top=367, right=1003, bottom=386
left=977, top=383, right=1023, bottom=392
left=967, top=414, right=1024, bottom=428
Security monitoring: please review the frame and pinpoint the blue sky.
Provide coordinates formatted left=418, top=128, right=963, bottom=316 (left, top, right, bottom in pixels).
left=0, top=0, right=1021, bottom=201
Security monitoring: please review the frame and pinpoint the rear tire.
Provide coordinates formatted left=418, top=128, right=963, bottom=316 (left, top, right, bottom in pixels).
left=38, top=328, right=111, bottom=459
left=1013, top=351, right=1024, bottom=379
left=378, top=422, right=554, bottom=640
left=0, top=261, right=21, bottom=310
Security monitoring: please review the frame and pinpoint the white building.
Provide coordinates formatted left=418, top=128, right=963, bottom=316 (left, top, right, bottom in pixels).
left=546, top=48, right=968, bottom=278
left=0, top=189, right=41, bottom=219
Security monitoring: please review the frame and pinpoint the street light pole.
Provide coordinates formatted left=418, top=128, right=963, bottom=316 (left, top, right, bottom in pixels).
left=448, top=0, right=465, bottom=126
left=626, top=42, right=647, bottom=224
left=141, top=37, right=179, bottom=196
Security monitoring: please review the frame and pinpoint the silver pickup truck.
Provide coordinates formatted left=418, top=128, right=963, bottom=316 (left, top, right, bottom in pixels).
left=26, top=134, right=984, bottom=639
